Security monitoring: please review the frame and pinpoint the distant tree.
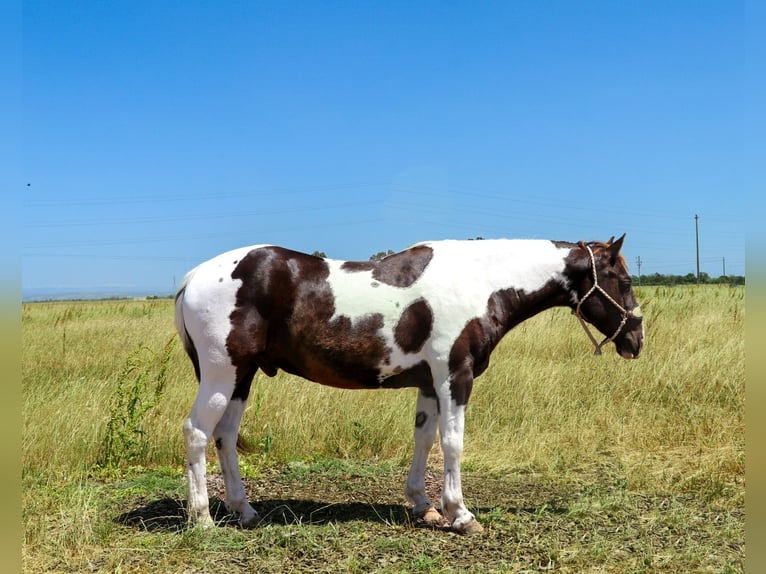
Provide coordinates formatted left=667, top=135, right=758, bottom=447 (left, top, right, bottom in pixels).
left=311, top=250, right=327, bottom=258
left=631, top=272, right=745, bottom=286
left=370, top=250, right=395, bottom=261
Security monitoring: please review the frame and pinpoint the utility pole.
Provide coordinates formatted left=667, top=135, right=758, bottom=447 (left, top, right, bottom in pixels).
left=636, top=256, right=642, bottom=286
left=695, top=214, right=700, bottom=284
left=722, top=257, right=726, bottom=278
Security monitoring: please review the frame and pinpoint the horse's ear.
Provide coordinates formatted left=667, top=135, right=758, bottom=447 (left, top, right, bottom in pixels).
left=607, top=233, right=626, bottom=264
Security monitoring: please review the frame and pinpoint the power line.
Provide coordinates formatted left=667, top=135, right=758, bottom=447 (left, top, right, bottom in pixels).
left=26, top=200, right=381, bottom=229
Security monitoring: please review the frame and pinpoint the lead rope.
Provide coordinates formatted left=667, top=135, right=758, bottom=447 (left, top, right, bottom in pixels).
left=575, top=245, right=634, bottom=356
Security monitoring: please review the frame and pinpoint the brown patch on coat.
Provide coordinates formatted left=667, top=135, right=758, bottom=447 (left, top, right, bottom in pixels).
left=380, top=360, right=433, bottom=393
left=447, top=282, right=570, bottom=406
left=226, top=246, right=436, bottom=395
left=341, top=261, right=375, bottom=273
left=394, top=298, right=433, bottom=354
left=341, top=245, right=433, bottom=288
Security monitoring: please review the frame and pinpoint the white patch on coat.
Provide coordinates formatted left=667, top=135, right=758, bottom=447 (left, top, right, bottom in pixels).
left=180, top=245, right=271, bottom=377
left=416, top=239, right=570, bottom=356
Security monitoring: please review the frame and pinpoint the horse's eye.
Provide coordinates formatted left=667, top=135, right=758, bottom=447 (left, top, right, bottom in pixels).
left=620, top=278, right=632, bottom=290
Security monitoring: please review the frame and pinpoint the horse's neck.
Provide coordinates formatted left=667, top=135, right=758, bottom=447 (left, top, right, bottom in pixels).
left=493, top=280, right=572, bottom=338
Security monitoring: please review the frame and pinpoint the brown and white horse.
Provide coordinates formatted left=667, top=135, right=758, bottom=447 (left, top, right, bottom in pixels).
left=175, top=234, right=644, bottom=534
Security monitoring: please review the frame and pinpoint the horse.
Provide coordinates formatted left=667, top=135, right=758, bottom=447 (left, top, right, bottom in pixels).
left=174, top=234, right=644, bottom=535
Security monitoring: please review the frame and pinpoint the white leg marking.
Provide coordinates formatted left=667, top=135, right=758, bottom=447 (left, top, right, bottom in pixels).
left=438, top=396, right=483, bottom=534
left=405, top=391, right=441, bottom=520
left=213, top=398, right=259, bottom=527
left=184, top=384, right=230, bottom=527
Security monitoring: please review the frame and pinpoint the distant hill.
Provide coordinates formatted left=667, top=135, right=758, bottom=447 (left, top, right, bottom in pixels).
left=22, top=287, right=175, bottom=302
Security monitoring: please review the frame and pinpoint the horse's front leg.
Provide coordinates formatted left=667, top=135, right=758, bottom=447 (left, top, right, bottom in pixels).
left=405, top=390, right=445, bottom=525
left=438, top=374, right=484, bottom=535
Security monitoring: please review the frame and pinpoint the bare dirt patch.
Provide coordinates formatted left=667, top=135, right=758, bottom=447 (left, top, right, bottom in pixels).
left=117, top=460, right=744, bottom=573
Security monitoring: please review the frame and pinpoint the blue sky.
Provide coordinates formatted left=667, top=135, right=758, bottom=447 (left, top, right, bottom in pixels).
left=21, top=1, right=747, bottom=296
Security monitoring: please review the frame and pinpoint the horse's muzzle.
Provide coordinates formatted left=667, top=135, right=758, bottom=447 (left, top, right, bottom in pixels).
left=616, top=328, right=644, bottom=359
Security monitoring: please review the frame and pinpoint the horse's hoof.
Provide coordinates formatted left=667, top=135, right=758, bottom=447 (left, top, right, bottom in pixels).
left=414, top=506, right=449, bottom=528
left=454, top=518, right=484, bottom=536
left=420, top=506, right=446, bottom=525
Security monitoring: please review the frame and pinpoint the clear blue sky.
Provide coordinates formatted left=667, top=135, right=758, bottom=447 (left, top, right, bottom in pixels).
left=21, top=1, right=747, bottom=296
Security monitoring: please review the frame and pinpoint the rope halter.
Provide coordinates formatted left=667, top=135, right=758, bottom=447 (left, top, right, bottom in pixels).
left=575, top=245, right=642, bottom=356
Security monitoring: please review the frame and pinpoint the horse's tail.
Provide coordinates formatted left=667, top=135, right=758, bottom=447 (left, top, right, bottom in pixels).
left=174, top=267, right=201, bottom=382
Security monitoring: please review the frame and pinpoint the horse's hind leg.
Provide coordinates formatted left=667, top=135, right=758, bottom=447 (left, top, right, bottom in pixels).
left=184, top=379, right=232, bottom=527
left=405, top=390, right=445, bottom=525
left=212, top=378, right=259, bottom=527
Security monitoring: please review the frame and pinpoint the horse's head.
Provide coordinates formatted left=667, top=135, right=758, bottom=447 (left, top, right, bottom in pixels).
left=565, top=234, right=644, bottom=359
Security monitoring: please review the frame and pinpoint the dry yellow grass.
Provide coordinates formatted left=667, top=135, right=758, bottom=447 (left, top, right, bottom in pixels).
left=21, top=285, right=744, bottom=573
left=22, top=285, right=743, bottom=494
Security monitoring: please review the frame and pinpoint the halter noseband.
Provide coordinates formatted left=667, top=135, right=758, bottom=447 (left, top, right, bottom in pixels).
left=575, top=245, right=642, bottom=356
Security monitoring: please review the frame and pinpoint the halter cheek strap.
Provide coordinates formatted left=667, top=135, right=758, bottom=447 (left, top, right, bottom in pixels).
left=575, top=245, right=642, bottom=355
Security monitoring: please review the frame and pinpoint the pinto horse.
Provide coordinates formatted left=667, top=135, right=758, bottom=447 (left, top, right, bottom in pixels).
left=175, top=234, right=644, bottom=534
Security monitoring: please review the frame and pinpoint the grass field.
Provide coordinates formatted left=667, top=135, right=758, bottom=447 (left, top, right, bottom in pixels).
left=22, top=285, right=744, bottom=572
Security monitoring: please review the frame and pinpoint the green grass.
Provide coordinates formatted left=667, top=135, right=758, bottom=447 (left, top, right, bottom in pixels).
left=22, top=286, right=744, bottom=572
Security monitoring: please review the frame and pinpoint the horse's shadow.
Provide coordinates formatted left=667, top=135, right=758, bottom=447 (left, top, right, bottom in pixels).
left=117, top=497, right=414, bottom=533
left=116, top=469, right=575, bottom=533
left=117, top=496, right=569, bottom=534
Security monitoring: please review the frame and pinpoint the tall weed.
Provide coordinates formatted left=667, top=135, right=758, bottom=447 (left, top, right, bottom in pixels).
left=99, top=335, right=176, bottom=468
